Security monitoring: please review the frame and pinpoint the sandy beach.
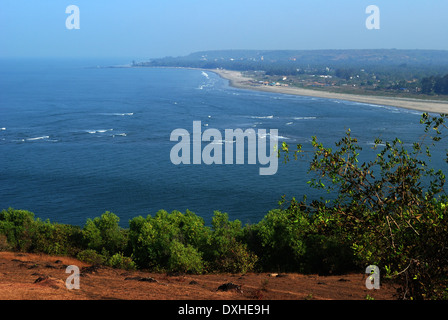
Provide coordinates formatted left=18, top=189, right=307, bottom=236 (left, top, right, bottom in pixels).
left=210, top=69, right=448, bottom=114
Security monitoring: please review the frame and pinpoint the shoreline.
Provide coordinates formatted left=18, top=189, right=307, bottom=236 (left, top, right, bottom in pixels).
left=209, top=69, right=448, bottom=114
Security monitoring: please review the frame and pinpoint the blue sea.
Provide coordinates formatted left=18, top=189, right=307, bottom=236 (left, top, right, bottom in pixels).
left=0, top=59, right=444, bottom=227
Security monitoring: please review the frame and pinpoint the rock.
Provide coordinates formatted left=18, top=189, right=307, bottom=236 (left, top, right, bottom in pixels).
left=166, top=271, right=185, bottom=277
left=268, top=273, right=287, bottom=278
left=34, top=275, right=65, bottom=289
left=81, top=265, right=100, bottom=274
left=276, top=274, right=288, bottom=278
left=217, top=282, right=242, bottom=293
left=125, top=276, right=158, bottom=283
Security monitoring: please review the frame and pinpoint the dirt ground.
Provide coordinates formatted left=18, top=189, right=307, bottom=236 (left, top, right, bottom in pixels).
left=0, top=251, right=398, bottom=301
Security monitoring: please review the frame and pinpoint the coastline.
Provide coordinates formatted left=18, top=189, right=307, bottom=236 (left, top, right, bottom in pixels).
left=209, top=69, right=448, bottom=114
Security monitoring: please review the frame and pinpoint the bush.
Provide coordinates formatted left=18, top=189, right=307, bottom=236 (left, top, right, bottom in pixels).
left=214, top=240, right=258, bottom=274
left=167, top=240, right=204, bottom=274
left=302, top=234, right=356, bottom=275
left=0, top=209, right=39, bottom=251
left=128, top=210, right=210, bottom=272
left=280, top=113, right=448, bottom=299
left=82, top=212, right=127, bottom=255
left=107, top=252, right=137, bottom=270
left=207, top=211, right=258, bottom=273
left=250, top=208, right=309, bottom=272
left=34, top=222, right=83, bottom=256
left=0, top=234, right=11, bottom=251
left=77, top=249, right=106, bottom=265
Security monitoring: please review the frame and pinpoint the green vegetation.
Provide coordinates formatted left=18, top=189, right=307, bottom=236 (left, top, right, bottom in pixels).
left=421, top=74, right=448, bottom=95
left=135, top=49, right=448, bottom=100
left=280, top=113, right=448, bottom=300
left=1, top=114, right=447, bottom=300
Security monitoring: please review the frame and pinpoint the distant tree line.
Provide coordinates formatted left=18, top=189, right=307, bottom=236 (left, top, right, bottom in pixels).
left=421, top=74, right=448, bottom=95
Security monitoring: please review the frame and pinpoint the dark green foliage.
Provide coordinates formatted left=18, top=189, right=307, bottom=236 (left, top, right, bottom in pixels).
left=207, top=211, right=258, bottom=274
left=127, top=210, right=210, bottom=273
left=0, top=208, right=82, bottom=255
left=0, top=209, right=38, bottom=251
left=82, top=211, right=127, bottom=255
left=281, top=113, right=448, bottom=300
left=167, top=240, right=204, bottom=274
left=421, top=74, right=448, bottom=95
left=77, top=249, right=106, bottom=265
left=249, top=208, right=308, bottom=272
left=34, top=222, right=83, bottom=256
left=107, top=252, right=137, bottom=270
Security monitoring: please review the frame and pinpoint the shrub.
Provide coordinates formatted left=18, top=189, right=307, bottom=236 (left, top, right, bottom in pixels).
left=167, top=240, right=204, bottom=274
left=128, top=210, right=210, bottom=272
left=280, top=113, right=448, bottom=299
left=206, top=211, right=258, bottom=273
left=250, top=208, right=309, bottom=272
left=214, top=239, right=258, bottom=274
left=82, top=211, right=127, bottom=255
left=34, top=222, right=83, bottom=256
left=302, top=234, right=356, bottom=275
left=0, top=208, right=39, bottom=251
left=107, top=252, right=137, bottom=270
left=77, top=249, right=106, bottom=265
left=0, top=234, right=11, bottom=251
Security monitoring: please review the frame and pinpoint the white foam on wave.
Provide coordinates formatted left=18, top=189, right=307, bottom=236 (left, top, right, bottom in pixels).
left=86, top=129, right=114, bottom=134
left=99, top=113, right=134, bottom=116
left=367, top=142, right=386, bottom=147
left=26, top=136, right=50, bottom=141
left=347, top=101, right=416, bottom=114
left=1, top=127, right=5, bottom=131
left=293, top=117, right=316, bottom=120
left=113, top=133, right=127, bottom=137
left=201, top=71, right=209, bottom=79
left=258, top=133, right=289, bottom=140
left=210, top=139, right=237, bottom=145
left=251, top=115, right=274, bottom=119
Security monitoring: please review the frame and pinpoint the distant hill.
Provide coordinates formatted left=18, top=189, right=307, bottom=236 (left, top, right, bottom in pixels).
left=133, top=49, right=448, bottom=98
left=138, top=49, right=448, bottom=69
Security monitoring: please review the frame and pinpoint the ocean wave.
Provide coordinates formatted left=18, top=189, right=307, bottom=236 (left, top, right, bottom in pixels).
left=258, top=133, right=289, bottom=140
left=198, top=84, right=215, bottom=90
left=113, top=133, right=127, bottom=137
left=250, top=115, right=274, bottom=119
left=1, top=127, right=5, bottom=131
left=26, top=136, right=50, bottom=141
left=293, top=117, right=317, bottom=120
left=86, top=129, right=114, bottom=134
left=210, top=139, right=237, bottom=145
left=367, top=142, right=386, bottom=147
left=99, top=113, right=134, bottom=116
left=11, top=136, right=58, bottom=143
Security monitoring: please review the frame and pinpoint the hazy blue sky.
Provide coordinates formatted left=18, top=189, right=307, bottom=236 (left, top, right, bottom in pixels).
left=0, top=0, right=447, bottom=60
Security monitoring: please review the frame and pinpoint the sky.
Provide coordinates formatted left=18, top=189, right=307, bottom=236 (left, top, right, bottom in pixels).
left=0, top=0, right=447, bottom=60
